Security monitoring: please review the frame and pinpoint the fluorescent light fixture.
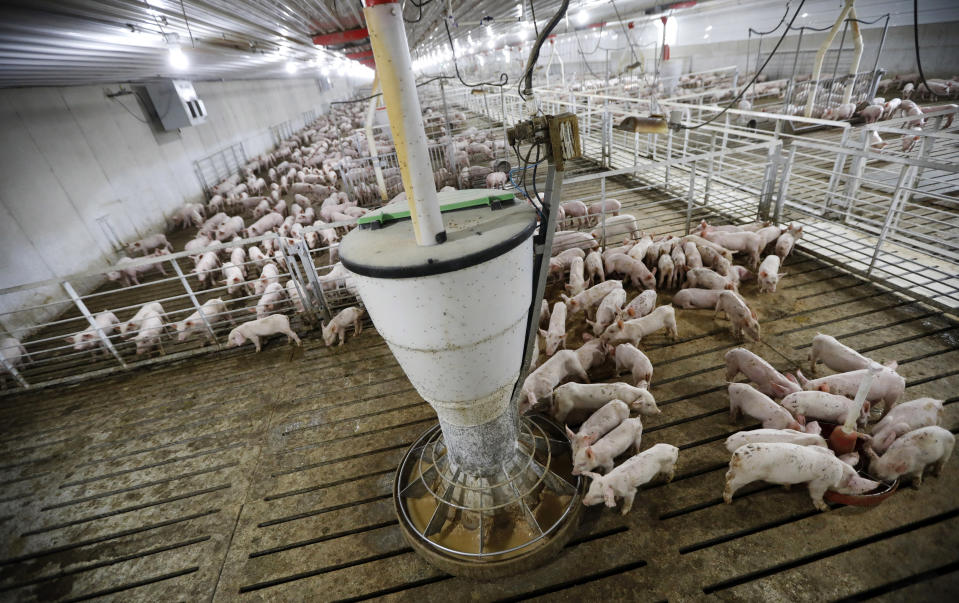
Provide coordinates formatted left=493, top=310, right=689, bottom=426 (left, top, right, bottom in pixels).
left=285, top=61, right=298, bottom=74
left=801, top=12, right=808, bottom=18
left=704, top=34, right=709, bottom=39
left=487, top=38, right=495, bottom=49
left=576, top=10, right=589, bottom=25
left=705, top=25, right=712, bottom=31
left=168, top=46, right=188, bottom=69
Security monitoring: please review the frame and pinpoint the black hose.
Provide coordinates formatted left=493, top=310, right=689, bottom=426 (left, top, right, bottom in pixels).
left=519, top=0, right=570, bottom=99
left=913, top=0, right=939, bottom=100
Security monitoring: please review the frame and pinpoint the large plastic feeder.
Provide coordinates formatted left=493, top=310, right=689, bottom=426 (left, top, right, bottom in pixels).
left=340, top=189, right=583, bottom=578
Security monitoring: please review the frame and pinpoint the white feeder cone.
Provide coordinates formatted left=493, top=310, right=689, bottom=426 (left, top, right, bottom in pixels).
left=350, top=238, right=532, bottom=474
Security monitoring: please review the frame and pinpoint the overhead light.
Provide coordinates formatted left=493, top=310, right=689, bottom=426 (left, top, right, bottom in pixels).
left=285, top=60, right=298, bottom=74
left=576, top=10, right=588, bottom=25
left=168, top=46, right=188, bottom=70
left=487, top=38, right=495, bottom=49
left=801, top=12, right=808, bottom=18
left=705, top=25, right=712, bottom=31
left=704, top=34, right=709, bottom=39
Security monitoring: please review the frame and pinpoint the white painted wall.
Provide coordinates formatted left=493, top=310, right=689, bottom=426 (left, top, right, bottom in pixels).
left=0, top=75, right=353, bottom=335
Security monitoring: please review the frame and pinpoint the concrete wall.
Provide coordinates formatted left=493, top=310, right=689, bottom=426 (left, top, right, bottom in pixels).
left=0, top=75, right=353, bottom=335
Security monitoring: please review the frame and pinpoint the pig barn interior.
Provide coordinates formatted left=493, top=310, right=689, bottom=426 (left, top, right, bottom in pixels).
left=1, top=0, right=959, bottom=600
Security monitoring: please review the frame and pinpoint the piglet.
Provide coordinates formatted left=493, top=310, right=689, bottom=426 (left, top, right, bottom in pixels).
left=566, top=256, right=586, bottom=297
left=521, top=350, right=591, bottom=414
left=775, top=225, right=803, bottom=259
left=757, top=254, right=783, bottom=293
left=724, top=428, right=827, bottom=453
left=613, top=343, right=653, bottom=387
left=584, top=250, right=605, bottom=285
left=552, top=230, right=598, bottom=255
left=221, top=262, right=247, bottom=296
left=176, top=298, right=229, bottom=343
left=549, top=248, right=586, bottom=277
left=322, top=306, right=365, bottom=347
left=702, top=230, right=762, bottom=269
left=725, top=348, right=800, bottom=397
left=724, top=442, right=873, bottom=511
left=565, top=399, right=630, bottom=458
left=605, top=255, right=657, bottom=290
left=134, top=311, right=165, bottom=355
left=728, top=383, right=801, bottom=430
left=66, top=311, right=120, bottom=351
left=685, top=267, right=736, bottom=291
left=672, top=288, right=722, bottom=309
left=539, top=299, right=551, bottom=329
left=562, top=280, right=623, bottom=316
left=255, top=282, right=286, bottom=318
left=866, top=426, right=954, bottom=486
left=808, top=333, right=894, bottom=374
left=781, top=390, right=868, bottom=427
left=619, top=290, right=656, bottom=320
left=227, top=314, right=301, bottom=352
left=582, top=443, right=679, bottom=514
left=552, top=382, right=659, bottom=423
left=128, top=233, right=171, bottom=256
left=572, top=417, right=644, bottom=475
left=714, top=290, right=761, bottom=342
left=795, top=367, right=905, bottom=411
left=587, top=288, right=626, bottom=336
left=601, top=305, right=678, bottom=346
left=870, top=398, right=943, bottom=454
left=120, top=301, right=165, bottom=337
left=539, top=301, right=568, bottom=356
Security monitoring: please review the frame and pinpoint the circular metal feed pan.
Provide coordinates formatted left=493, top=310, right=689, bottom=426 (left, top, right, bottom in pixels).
left=394, top=415, right=584, bottom=578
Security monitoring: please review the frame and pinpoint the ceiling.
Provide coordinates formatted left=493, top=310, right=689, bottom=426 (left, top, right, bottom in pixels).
left=0, top=0, right=696, bottom=88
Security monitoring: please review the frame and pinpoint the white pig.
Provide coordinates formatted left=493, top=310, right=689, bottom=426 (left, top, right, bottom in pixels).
left=613, top=343, right=653, bottom=387
left=870, top=398, right=943, bottom=454
left=255, top=262, right=281, bottom=296
left=221, top=262, right=248, bottom=296
left=587, top=288, right=626, bottom=336
left=566, top=256, right=586, bottom=297
left=757, top=254, right=783, bottom=293
left=321, top=306, right=365, bottom=347
left=600, top=305, right=678, bottom=346
left=552, top=382, right=659, bottom=423
left=176, top=298, right=229, bottom=343
left=728, top=383, right=802, bottom=430
left=572, top=417, right=644, bottom=475
left=619, top=290, right=657, bottom=320
left=866, top=426, right=954, bottom=486
left=127, top=233, right=171, bottom=256
left=66, top=311, right=119, bottom=351
left=227, top=314, right=301, bottom=352
left=134, top=311, right=165, bottom=355
left=549, top=248, right=586, bottom=277
left=781, top=390, right=869, bottom=427
left=724, top=428, right=827, bottom=453
left=672, top=288, right=723, bottom=309
left=808, top=333, right=894, bottom=374
left=605, top=255, right=657, bottom=290
left=724, top=348, right=800, bottom=397
left=193, top=251, right=220, bottom=287
left=582, top=443, right=679, bottom=514
left=702, top=230, right=762, bottom=269
left=562, top=280, right=624, bottom=316
left=795, top=367, right=905, bottom=410
left=520, top=350, right=591, bottom=414
left=714, top=290, right=761, bottom=342
left=725, top=442, right=877, bottom=511
left=255, top=282, right=286, bottom=318
left=120, top=301, right=166, bottom=337
left=565, top=399, right=630, bottom=457
left=685, top=267, right=736, bottom=291
left=539, top=301, right=568, bottom=356
left=584, top=250, right=605, bottom=285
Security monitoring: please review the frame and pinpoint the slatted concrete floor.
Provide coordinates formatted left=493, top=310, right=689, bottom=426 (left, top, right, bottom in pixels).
left=1, top=194, right=958, bottom=601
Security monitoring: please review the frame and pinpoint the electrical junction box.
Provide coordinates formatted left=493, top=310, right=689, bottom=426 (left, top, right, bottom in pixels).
left=143, top=79, right=208, bottom=130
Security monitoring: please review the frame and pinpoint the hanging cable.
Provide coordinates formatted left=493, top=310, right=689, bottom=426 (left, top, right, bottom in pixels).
left=913, top=0, right=939, bottom=100
left=444, top=20, right=508, bottom=88
left=610, top=0, right=640, bottom=67
left=528, top=0, right=539, bottom=37
left=330, top=75, right=453, bottom=105
left=518, top=0, right=570, bottom=100
left=679, top=0, right=807, bottom=130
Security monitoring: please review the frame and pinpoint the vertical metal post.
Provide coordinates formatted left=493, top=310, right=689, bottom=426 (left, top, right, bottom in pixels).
left=600, top=175, right=607, bottom=250
left=830, top=21, right=849, bottom=86
left=62, top=281, right=127, bottom=368
left=758, top=143, right=781, bottom=221
left=665, top=126, right=673, bottom=188
left=783, top=28, right=805, bottom=109
left=774, top=146, right=796, bottom=224
left=171, top=258, right=219, bottom=346
left=500, top=87, right=509, bottom=162
left=842, top=129, right=873, bottom=222
left=293, top=239, right=332, bottom=322
left=705, top=131, right=717, bottom=205
left=718, top=114, right=730, bottom=175
left=823, top=128, right=851, bottom=213
left=439, top=79, right=456, bottom=175
left=867, top=165, right=918, bottom=275
left=685, top=161, right=697, bottom=235
left=278, top=237, right=313, bottom=320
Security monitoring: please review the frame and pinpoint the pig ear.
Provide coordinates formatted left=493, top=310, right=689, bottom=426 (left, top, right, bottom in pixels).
left=617, top=320, right=624, bottom=328
left=582, top=332, right=594, bottom=341
left=64, top=336, right=74, bottom=343
left=565, top=425, right=576, bottom=440
left=818, top=384, right=830, bottom=393
left=538, top=328, right=548, bottom=338
left=750, top=310, right=758, bottom=319
left=892, top=461, right=908, bottom=474
left=883, top=360, right=898, bottom=370
left=759, top=270, right=767, bottom=278
left=585, top=447, right=595, bottom=460
left=725, top=283, right=735, bottom=290
left=249, top=308, right=256, bottom=313
left=627, top=307, right=636, bottom=317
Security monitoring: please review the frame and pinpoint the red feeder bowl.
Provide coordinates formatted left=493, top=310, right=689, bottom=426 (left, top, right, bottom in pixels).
left=818, top=422, right=900, bottom=507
